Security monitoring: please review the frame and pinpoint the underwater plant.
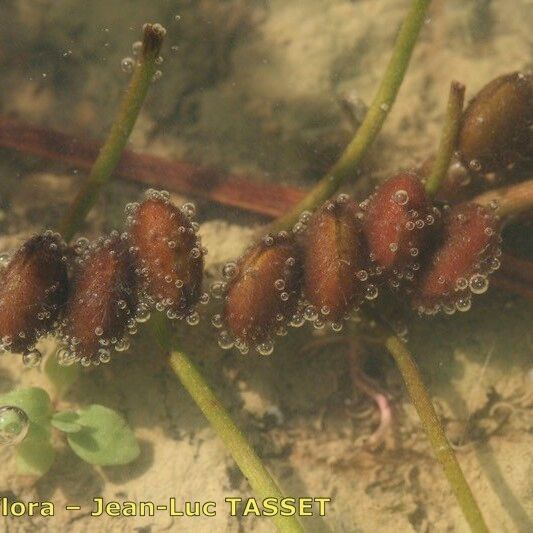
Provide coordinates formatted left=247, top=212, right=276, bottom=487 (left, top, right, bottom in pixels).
left=0, top=3, right=532, bottom=533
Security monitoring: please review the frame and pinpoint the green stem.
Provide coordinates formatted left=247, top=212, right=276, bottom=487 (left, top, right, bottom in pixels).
left=150, top=314, right=303, bottom=533
left=168, top=351, right=303, bottom=533
left=58, top=23, right=165, bottom=242
left=269, top=0, right=432, bottom=234
left=385, top=335, right=489, bottom=533
left=425, top=80, right=465, bottom=196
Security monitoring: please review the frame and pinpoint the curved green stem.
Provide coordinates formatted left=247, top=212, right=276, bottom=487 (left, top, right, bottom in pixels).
left=149, top=313, right=303, bottom=533
left=269, top=0, right=432, bottom=234
left=425, top=80, right=465, bottom=196
left=168, top=350, right=304, bottom=533
left=58, top=23, right=165, bottom=242
left=385, top=335, right=489, bottom=533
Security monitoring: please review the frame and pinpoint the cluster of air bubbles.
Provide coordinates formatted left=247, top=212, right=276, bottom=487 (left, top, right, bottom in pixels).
left=292, top=210, right=313, bottom=234
left=56, top=323, right=136, bottom=367
left=0, top=406, right=29, bottom=446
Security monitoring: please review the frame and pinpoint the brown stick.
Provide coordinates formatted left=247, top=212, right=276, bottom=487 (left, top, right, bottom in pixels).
left=0, top=116, right=305, bottom=218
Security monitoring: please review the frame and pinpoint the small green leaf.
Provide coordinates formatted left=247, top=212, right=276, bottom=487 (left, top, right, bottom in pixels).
left=15, top=425, right=55, bottom=477
left=67, top=405, right=140, bottom=466
left=44, top=353, right=80, bottom=398
left=51, top=411, right=82, bottom=434
left=0, top=387, right=53, bottom=424
left=0, top=387, right=55, bottom=477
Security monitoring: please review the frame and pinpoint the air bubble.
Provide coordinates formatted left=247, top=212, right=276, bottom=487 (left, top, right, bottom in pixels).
left=392, top=190, right=409, bottom=205
left=356, top=270, right=368, bottom=281
left=136, top=305, right=151, bottom=323
left=222, top=262, right=238, bottom=279
left=256, top=340, right=274, bottom=356
left=469, top=274, right=489, bottom=295
left=212, top=314, right=223, bottom=328
left=186, top=312, right=200, bottom=326
left=303, top=306, right=318, bottom=322
left=365, top=284, right=378, bottom=301
left=114, top=338, right=130, bottom=352
left=0, top=406, right=29, bottom=446
left=456, top=297, right=472, bottom=312
left=217, top=331, right=234, bottom=350
left=455, top=277, right=468, bottom=290
left=22, top=349, right=42, bottom=368
left=132, top=41, right=143, bottom=56
left=289, top=313, right=305, bottom=328
left=181, top=202, right=196, bottom=218
left=121, top=57, right=135, bottom=73
left=211, top=281, right=227, bottom=299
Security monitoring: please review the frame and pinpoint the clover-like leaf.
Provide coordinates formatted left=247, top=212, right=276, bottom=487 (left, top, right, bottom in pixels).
left=15, top=424, right=55, bottom=476
left=67, top=405, right=140, bottom=466
left=0, top=387, right=53, bottom=424
left=51, top=411, right=82, bottom=434
left=0, top=387, right=55, bottom=477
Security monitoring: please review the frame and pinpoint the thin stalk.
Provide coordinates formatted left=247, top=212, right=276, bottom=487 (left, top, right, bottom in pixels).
left=425, top=81, right=465, bottom=196
left=385, top=335, right=489, bottom=533
left=149, top=313, right=303, bottom=533
left=58, top=23, right=165, bottom=242
left=269, top=0, right=432, bottom=234
left=473, top=178, right=533, bottom=218
left=168, top=350, right=304, bottom=533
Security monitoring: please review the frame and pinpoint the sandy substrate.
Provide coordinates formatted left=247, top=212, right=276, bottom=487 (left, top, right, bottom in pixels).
left=0, top=1, right=532, bottom=532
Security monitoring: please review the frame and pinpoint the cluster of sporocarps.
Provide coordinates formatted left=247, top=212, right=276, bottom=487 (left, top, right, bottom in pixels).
left=0, top=71, right=530, bottom=361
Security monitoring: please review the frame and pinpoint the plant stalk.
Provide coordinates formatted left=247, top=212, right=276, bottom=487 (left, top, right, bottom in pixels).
left=58, top=23, right=165, bottom=242
left=148, top=312, right=303, bottom=532
left=168, top=350, right=304, bottom=533
left=425, top=80, right=465, bottom=195
left=385, top=335, right=489, bottom=533
left=474, top=178, right=533, bottom=218
left=269, top=0, right=432, bottom=234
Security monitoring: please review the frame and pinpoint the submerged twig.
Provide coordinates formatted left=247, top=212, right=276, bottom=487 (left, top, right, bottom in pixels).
left=0, top=117, right=305, bottom=217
